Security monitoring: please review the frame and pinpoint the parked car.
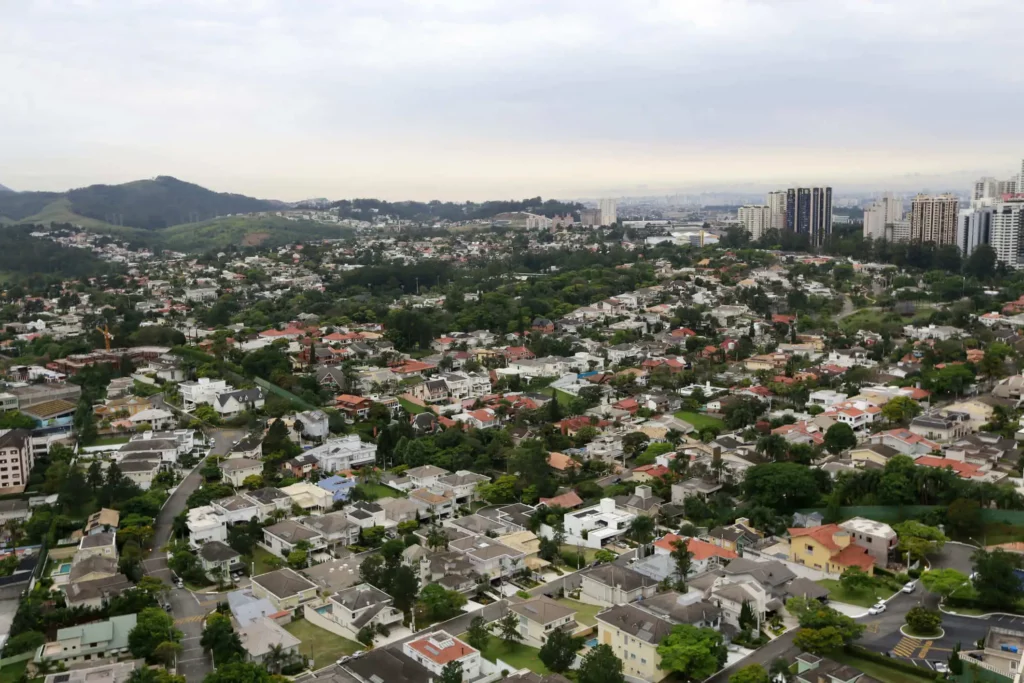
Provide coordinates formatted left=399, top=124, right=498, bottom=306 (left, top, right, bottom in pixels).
left=934, top=662, right=949, bottom=673
left=903, top=581, right=916, bottom=593
left=868, top=601, right=887, bottom=615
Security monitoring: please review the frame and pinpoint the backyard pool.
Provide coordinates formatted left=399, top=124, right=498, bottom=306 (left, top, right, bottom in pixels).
left=585, top=638, right=598, bottom=648
left=55, top=563, right=71, bottom=575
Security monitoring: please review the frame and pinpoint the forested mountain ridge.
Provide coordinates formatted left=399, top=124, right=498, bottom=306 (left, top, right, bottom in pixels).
left=0, top=176, right=280, bottom=230
left=0, top=183, right=13, bottom=193
left=331, top=196, right=585, bottom=222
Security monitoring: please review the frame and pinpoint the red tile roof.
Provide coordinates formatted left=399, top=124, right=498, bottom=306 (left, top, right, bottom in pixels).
left=654, top=534, right=739, bottom=561
left=539, top=491, right=584, bottom=509
left=915, top=456, right=983, bottom=478
left=407, top=633, right=476, bottom=665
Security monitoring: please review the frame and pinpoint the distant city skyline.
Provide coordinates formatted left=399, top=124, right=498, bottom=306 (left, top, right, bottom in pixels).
left=3, top=1, right=1024, bottom=202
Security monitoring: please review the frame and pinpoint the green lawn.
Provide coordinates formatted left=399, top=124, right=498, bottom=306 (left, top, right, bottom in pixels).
left=462, top=635, right=550, bottom=675
left=0, top=658, right=29, bottom=683
left=559, top=544, right=599, bottom=566
left=399, top=397, right=428, bottom=414
left=283, top=618, right=362, bottom=668
left=981, top=522, right=1024, bottom=545
left=816, top=579, right=895, bottom=608
left=556, top=597, right=602, bottom=626
left=251, top=546, right=281, bottom=576
left=672, top=411, right=725, bottom=431
left=357, top=482, right=402, bottom=499
left=830, top=652, right=935, bottom=683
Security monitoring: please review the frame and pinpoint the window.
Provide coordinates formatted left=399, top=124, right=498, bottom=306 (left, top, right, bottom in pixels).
left=806, top=544, right=814, bottom=553
left=641, top=658, right=647, bottom=664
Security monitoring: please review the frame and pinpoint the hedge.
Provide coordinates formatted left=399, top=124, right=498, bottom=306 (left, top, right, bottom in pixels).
left=845, top=645, right=938, bottom=677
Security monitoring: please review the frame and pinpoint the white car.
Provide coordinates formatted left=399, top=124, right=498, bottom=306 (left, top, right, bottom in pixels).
left=903, top=581, right=916, bottom=593
left=934, top=662, right=949, bottom=674
left=868, top=602, right=887, bottom=615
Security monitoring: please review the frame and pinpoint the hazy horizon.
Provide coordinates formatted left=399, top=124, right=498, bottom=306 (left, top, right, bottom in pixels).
left=3, top=1, right=1023, bottom=202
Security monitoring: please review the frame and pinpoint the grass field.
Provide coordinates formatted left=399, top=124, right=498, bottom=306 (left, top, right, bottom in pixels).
left=830, top=652, right=935, bottom=683
left=817, top=579, right=895, bottom=608
left=462, top=635, right=550, bottom=675
left=399, top=397, right=428, bottom=414
left=284, top=618, right=361, bottom=669
left=556, top=597, right=602, bottom=626
left=673, top=411, right=725, bottom=431
left=357, top=482, right=402, bottom=499
left=251, top=546, right=281, bottom=576
left=559, top=544, right=599, bottom=566
left=0, top=658, right=31, bottom=683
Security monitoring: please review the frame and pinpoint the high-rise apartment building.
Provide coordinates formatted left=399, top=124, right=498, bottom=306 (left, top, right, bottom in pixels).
left=0, top=429, right=33, bottom=491
left=974, top=177, right=1000, bottom=202
left=991, top=198, right=1024, bottom=268
left=599, top=198, right=617, bottom=227
left=889, top=220, right=912, bottom=244
left=766, top=191, right=787, bottom=231
left=863, top=193, right=902, bottom=240
left=958, top=206, right=994, bottom=256
left=910, top=194, right=959, bottom=245
left=737, top=205, right=772, bottom=240
left=784, top=187, right=832, bottom=246
left=998, top=178, right=1018, bottom=197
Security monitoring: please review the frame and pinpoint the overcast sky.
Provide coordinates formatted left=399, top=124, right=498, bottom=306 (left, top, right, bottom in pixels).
left=2, top=0, right=1023, bottom=201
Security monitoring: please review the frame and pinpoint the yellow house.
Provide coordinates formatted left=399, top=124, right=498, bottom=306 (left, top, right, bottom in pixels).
left=848, top=443, right=898, bottom=467
left=597, top=603, right=672, bottom=682
left=787, top=525, right=875, bottom=576
left=251, top=568, right=319, bottom=611
left=508, top=596, right=578, bottom=648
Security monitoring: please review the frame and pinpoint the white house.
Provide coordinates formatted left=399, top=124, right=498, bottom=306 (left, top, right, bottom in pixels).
left=295, top=410, right=330, bottom=441
left=214, top=388, right=265, bottom=418
left=180, top=377, right=228, bottom=411
left=187, top=505, right=228, bottom=549
left=403, top=632, right=481, bottom=680
left=220, top=458, right=263, bottom=488
left=261, top=519, right=326, bottom=559
left=306, top=435, right=377, bottom=472
left=560, top=498, right=635, bottom=549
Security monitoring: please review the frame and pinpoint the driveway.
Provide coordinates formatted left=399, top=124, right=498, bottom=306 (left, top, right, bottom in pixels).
left=930, top=542, right=977, bottom=575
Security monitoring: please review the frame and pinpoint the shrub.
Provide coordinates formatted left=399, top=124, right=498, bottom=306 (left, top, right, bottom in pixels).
left=906, top=606, right=942, bottom=636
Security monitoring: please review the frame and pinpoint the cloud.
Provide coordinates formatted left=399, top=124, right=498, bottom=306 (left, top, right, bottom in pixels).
left=1, top=0, right=1022, bottom=200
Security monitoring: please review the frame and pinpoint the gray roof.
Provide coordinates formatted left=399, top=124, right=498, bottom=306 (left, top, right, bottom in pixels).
left=216, top=388, right=263, bottom=407
left=221, top=457, right=262, bottom=472
left=332, top=583, right=392, bottom=611
left=721, top=558, right=796, bottom=588
left=252, top=568, right=317, bottom=599
left=301, top=511, right=356, bottom=537
left=69, top=555, right=118, bottom=582
left=637, top=591, right=722, bottom=625
left=344, top=649, right=431, bottom=683
left=247, top=487, right=290, bottom=504
left=596, top=603, right=674, bottom=643
left=200, top=540, right=241, bottom=563
left=118, top=438, right=177, bottom=453
left=233, top=434, right=264, bottom=452
left=509, top=596, right=577, bottom=625
left=301, top=556, right=364, bottom=593
left=81, top=531, right=116, bottom=549
left=64, top=574, right=132, bottom=605
left=265, top=519, right=321, bottom=544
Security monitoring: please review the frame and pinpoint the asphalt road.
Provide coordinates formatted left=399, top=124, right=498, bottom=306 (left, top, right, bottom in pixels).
left=930, top=542, right=978, bottom=575
left=142, top=427, right=245, bottom=683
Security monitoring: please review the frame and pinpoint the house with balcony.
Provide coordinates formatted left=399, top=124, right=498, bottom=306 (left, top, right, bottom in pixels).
left=221, top=458, right=263, bottom=487
left=561, top=498, right=635, bottom=549
left=199, top=540, right=243, bottom=581
left=261, top=519, right=326, bottom=559
left=580, top=564, right=658, bottom=606
left=300, top=512, right=360, bottom=554
left=187, top=506, right=227, bottom=548
left=434, top=470, right=490, bottom=507
left=787, top=524, right=875, bottom=576
left=214, top=388, right=265, bottom=418
left=346, top=501, right=387, bottom=529
left=180, top=377, right=228, bottom=411
left=402, top=631, right=481, bottom=681
left=212, top=495, right=265, bottom=525
left=508, top=596, right=578, bottom=648
left=306, top=434, right=377, bottom=472
left=448, top=535, right=525, bottom=580
left=250, top=568, right=319, bottom=612
left=34, top=614, right=137, bottom=667
left=308, top=584, right=404, bottom=641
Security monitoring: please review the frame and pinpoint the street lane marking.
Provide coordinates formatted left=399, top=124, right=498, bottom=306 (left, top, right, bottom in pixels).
left=174, top=615, right=205, bottom=625
left=892, top=637, right=918, bottom=658
left=864, top=621, right=880, bottom=633
left=918, top=641, right=934, bottom=659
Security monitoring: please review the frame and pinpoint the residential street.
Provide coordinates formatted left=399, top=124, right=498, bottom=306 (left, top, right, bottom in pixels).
left=142, top=427, right=245, bottom=683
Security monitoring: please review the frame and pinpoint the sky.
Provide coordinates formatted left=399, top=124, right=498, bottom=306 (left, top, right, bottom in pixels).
left=2, top=0, right=1023, bottom=202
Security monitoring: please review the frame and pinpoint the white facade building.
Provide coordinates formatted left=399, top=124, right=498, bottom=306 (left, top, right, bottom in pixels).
left=180, top=378, right=228, bottom=411
left=305, top=434, right=377, bottom=472
left=562, top=498, right=635, bottom=549
left=991, top=199, right=1024, bottom=268
left=737, top=205, right=772, bottom=240
left=599, top=198, right=617, bottom=226
left=766, top=191, right=787, bottom=230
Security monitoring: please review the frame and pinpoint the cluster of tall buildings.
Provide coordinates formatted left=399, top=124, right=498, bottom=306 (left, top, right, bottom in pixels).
left=737, top=187, right=833, bottom=246
left=856, top=158, right=1024, bottom=268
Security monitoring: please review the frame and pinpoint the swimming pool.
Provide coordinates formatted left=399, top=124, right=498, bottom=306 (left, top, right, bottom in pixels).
left=585, top=638, right=598, bottom=648
left=55, top=563, right=71, bottom=575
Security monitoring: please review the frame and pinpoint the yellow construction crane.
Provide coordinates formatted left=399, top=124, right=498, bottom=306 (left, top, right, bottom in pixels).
left=96, top=325, right=113, bottom=352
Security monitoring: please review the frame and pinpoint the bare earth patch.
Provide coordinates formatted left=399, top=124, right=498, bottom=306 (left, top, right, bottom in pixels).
left=242, top=231, right=270, bottom=246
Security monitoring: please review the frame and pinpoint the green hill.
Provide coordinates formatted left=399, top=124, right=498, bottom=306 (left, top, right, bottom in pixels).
left=161, top=215, right=350, bottom=252
left=0, top=176, right=278, bottom=230
left=0, top=226, right=107, bottom=279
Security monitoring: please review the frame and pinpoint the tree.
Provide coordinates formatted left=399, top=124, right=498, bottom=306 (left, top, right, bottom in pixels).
left=622, top=432, right=650, bottom=458
left=965, top=244, right=997, bottom=280
left=949, top=644, right=964, bottom=676
left=920, top=568, right=969, bottom=600
left=894, top=521, right=948, bottom=562
left=128, top=607, right=182, bottom=662
left=497, top=610, right=524, bottom=646
left=539, top=628, right=584, bottom=673
left=880, top=396, right=922, bottom=425
left=839, top=566, right=874, bottom=595
left=595, top=549, right=616, bottom=564
left=670, top=539, right=694, bottom=590
left=905, top=606, right=942, bottom=636
left=739, top=601, right=756, bottom=631
left=465, top=616, right=490, bottom=652
left=418, top=583, right=468, bottom=623
left=390, top=565, right=421, bottom=615
left=794, top=626, right=846, bottom=654
left=200, top=611, right=244, bottom=665
left=578, top=644, right=626, bottom=683
left=202, top=662, right=276, bottom=683
left=946, top=498, right=983, bottom=539
left=743, top=463, right=822, bottom=513
left=74, top=398, right=97, bottom=444
left=153, top=641, right=182, bottom=668
left=823, top=423, right=856, bottom=455
left=723, top=396, right=766, bottom=430
left=730, top=664, right=771, bottom=683
left=263, top=643, right=291, bottom=675
left=439, top=660, right=463, bottom=683
left=629, top=515, right=656, bottom=558
left=755, top=434, right=788, bottom=462
left=972, top=549, right=1024, bottom=608
left=656, top=624, right=727, bottom=681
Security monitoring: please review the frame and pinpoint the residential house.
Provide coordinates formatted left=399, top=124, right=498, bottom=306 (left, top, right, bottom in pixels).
left=250, top=568, right=319, bottom=612
left=295, top=409, right=330, bottom=441
left=118, top=458, right=160, bottom=491
left=336, top=394, right=372, bottom=420
left=306, top=435, right=377, bottom=472
left=63, top=575, right=131, bottom=610
left=561, top=498, right=635, bottom=549
left=347, top=501, right=387, bottom=529
left=652, top=534, right=737, bottom=575
left=187, top=505, right=228, bottom=548
left=848, top=444, right=899, bottom=467
left=434, top=470, right=490, bottom=507
left=281, top=453, right=320, bottom=479
left=707, top=518, right=763, bottom=554
left=595, top=603, right=673, bottom=682
left=262, top=519, right=326, bottom=559
left=910, top=411, right=972, bottom=442
left=221, top=458, right=263, bottom=487
left=402, top=632, right=481, bottom=680
left=300, top=512, right=360, bottom=554
left=238, top=617, right=302, bottom=665
left=316, top=474, right=356, bottom=503
left=84, top=509, right=119, bottom=536
left=508, top=596, right=578, bottom=648
left=867, top=429, right=939, bottom=456
left=199, top=540, right=243, bottom=581
left=839, top=518, right=897, bottom=568
left=315, top=584, right=404, bottom=640
left=448, top=535, right=524, bottom=579
left=579, top=564, right=658, bottom=606
left=215, top=388, right=265, bottom=417
left=34, top=614, right=137, bottom=666
left=229, top=434, right=264, bottom=460
left=787, top=525, right=875, bottom=575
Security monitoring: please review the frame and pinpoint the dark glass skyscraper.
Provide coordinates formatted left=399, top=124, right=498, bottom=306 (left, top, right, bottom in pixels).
left=784, top=187, right=832, bottom=246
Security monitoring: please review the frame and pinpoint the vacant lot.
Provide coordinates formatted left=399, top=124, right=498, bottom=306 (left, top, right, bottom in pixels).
left=284, top=618, right=361, bottom=669
left=673, top=411, right=725, bottom=431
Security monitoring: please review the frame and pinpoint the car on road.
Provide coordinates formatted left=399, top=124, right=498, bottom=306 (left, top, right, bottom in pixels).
left=933, top=662, right=949, bottom=673
left=176, top=577, right=184, bottom=589
left=336, top=651, right=366, bottom=665
left=903, top=581, right=916, bottom=593
left=868, top=601, right=887, bottom=615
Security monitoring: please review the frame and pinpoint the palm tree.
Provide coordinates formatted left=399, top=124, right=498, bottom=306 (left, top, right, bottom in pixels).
left=629, top=515, right=656, bottom=559
left=264, top=643, right=289, bottom=675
